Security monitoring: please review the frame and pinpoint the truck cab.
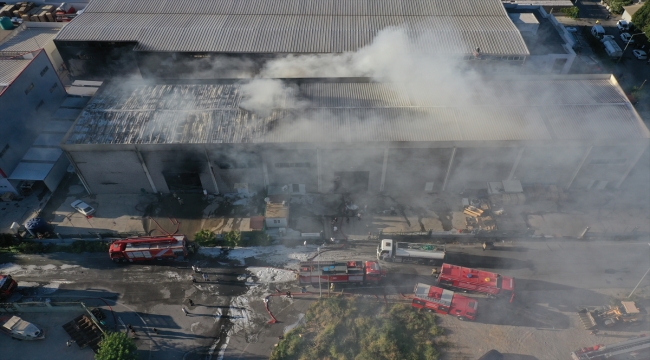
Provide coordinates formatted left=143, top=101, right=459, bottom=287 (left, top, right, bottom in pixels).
left=591, top=25, right=605, bottom=39
left=377, top=239, right=393, bottom=260
left=412, top=283, right=478, bottom=321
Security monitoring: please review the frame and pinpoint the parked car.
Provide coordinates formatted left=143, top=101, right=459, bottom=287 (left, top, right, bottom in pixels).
left=0, top=316, right=45, bottom=340
left=633, top=49, right=648, bottom=60
left=71, top=200, right=95, bottom=216
left=617, top=20, right=630, bottom=31
left=565, top=26, right=578, bottom=33
left=620, top=32, right=634, bottom=44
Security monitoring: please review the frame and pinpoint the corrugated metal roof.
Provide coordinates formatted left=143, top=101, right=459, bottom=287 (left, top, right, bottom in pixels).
left=0, top=59, right=31, bottom=88
left=56, top=0, right=529, bottom=55
left=0, top=26, right=61, bottom=53
left=63, top=78, right=648, bottom=145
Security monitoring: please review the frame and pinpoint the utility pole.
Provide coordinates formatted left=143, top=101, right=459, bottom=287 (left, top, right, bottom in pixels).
left=617, top=32, right=645, bottom=64
left=627, top=243, right=650, bottom=298
left=317, top=247, right=321, bottom=298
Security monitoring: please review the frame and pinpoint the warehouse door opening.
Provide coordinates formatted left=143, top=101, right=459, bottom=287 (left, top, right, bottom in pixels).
left=163, top=172, right=203, bottom=193
left=333, top=171, right=369, bottom=193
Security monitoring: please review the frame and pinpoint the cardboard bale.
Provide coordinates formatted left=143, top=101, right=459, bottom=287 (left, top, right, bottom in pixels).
left=46, top=12, right=54, bottom=22
left=38, top=11, right=47, bottom=22
left=1, top=5, right=16, bottom=17
left=42, top=5, right=55, bottom=12
left=21, top=14, right=30, bottom=21
left=30, top=14, right=40, bottom=22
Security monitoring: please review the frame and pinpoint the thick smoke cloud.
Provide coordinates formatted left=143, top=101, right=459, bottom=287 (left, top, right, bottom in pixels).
left=238, top=26, right=483, bottom=115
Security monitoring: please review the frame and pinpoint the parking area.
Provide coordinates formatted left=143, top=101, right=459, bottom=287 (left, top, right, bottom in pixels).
left=0, top=311, right=95, bottom=360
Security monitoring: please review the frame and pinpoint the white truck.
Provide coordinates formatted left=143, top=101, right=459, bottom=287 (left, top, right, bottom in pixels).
left=602, top=38, right=623, bottom=58
left=0, top=316, right=45, bottom=340
left=377, top=239, right=446, bottom=264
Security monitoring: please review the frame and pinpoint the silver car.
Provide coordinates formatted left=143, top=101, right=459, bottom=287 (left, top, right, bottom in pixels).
left=1, top=316, right=45, bottom=340
left=71, top=200, right=96, bottom=216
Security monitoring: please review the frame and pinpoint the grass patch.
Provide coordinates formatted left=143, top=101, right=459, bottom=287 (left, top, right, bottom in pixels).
left=560, top=6, right=579, bottom=18
left=271, top=297, right=446, bottom=360
left=0, top=238, right=110, bottom=254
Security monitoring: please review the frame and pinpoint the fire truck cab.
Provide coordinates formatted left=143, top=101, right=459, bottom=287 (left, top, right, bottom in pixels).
left=0, top=274, right=17, bottom=300
left=438, top=263, right=515, bottom=302
left=109, top=235, right=188, bottom=263
left=412, top=283, right=478, bottom=321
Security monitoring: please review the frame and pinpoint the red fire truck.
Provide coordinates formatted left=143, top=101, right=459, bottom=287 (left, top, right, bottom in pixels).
left=109, top=235, right=189, bottom=263
left=0, top=274, right=17, bottom=300
left=298, top=260, right=385, bottom=287
left=436, top=263, right=515, bottom=302
left=411, top=283, right=478, bottom=321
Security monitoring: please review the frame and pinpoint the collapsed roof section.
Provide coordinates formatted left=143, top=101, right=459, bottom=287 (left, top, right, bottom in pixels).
left=61, top=76, right=650, bottom=146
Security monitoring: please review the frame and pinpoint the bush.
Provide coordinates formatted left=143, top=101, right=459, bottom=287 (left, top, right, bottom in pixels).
left=271, top=297, right=445, bottom=360
left=223, top=230, right=241, bottom=248
left=194, top=229, right=217, bottom=247
left=0, top=233, right=15, bottom=247
left=241, top=231, right=271, bottom=247
left=95, top=331, right=139, bottom=360
left=561, top=6, right=580, bottom=18
left=67, top=240, right=110, bottom=253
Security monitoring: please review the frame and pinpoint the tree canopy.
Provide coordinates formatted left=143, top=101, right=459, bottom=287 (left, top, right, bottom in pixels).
left=95, top=331, right=139, bottom=360
left=632, top=1, right=650, bottom=36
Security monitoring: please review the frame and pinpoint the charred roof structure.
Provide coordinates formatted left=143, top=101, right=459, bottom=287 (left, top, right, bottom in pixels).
left=61, top=76, right=650, bottom=196
left=54, top=0, right=530, bottom=79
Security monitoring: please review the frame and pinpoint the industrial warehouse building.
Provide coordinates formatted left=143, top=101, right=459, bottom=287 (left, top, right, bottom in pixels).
left=53, top=0, right=531, bottom=79
left=60, top=75, right=650, bottom=195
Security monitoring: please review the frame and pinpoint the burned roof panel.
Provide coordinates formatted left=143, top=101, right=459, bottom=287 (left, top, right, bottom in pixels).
left=63, top=78, right=648, bottom=146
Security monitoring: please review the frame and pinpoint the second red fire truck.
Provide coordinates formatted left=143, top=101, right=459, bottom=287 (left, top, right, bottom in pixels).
left=0, top=274, right=18, bottom=300
left=298, top=260, right=385, bottom=287
left=109, top=235, right=189, bottom=263
left=411, top=283, right=478, bottom=321
left=436, top=263, right=515, bottom=302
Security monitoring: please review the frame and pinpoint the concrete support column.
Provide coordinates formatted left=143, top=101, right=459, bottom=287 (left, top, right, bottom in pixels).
left=317, top=148, right=322, bottom=193
left=615, top=145, right=648, bottom=188
left=262, top=163, right=270, bottom=189
left=134, top=147, right=157, bottom=193
left=566, top=146, right=592, bottom=189
left=64, top=151, right=92, bottom=195
left=203, top=148, right=219, bottom=194
left=508, top=147, right=526, bottom=180
left=379, top=148, right=389, bottom=192
left=441, top=147, right=457, bottom=192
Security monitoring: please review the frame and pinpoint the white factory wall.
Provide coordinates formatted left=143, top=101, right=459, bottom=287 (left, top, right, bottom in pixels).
left=64, top=142, right=650, bottom=194
left=384, top=148, right=453, bottom=193
left=0, top=50, right=66, bottom=192
left=512, top=146, right=587, bottom=185
left=67, top=150, right=151, bottom=194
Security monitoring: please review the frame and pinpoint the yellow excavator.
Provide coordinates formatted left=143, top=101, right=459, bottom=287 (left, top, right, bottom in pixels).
left=578, top=301, right=645, bottom=329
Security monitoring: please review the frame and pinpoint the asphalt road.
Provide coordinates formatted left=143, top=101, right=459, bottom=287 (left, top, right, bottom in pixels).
left=2, top=238, right=649, bottom=359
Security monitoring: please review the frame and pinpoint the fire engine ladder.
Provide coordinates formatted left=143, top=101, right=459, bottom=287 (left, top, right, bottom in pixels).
left=575, top=336, right=650, bottom=360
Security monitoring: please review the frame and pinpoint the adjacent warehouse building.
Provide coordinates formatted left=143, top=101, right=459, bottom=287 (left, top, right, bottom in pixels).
left=60, top=75, right=649, bottom=195
left=53, top=0, right=531, bottom=79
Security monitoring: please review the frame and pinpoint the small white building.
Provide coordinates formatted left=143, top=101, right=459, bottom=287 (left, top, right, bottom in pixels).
left=265, top=202, right=289, bottom=228
left=622, top=4, right=643, bottom=22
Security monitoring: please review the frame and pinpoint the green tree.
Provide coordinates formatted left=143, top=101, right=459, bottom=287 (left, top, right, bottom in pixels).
left=632, top=1, right=650, bottom=37
left=194, top=229, right=217, bottom=247
left=95, top=332, right=139, bottom=360
left=223, top=230, right=242, bottom=248
left=560, top=6, right=579, bottom=19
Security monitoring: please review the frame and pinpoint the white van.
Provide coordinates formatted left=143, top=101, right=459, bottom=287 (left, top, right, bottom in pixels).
left=591, top=25, right=605, bottom=39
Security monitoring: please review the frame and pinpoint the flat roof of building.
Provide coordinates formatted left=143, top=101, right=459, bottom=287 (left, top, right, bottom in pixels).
left=266, top=203, right=289, bottom=219
left=61, top=76, right=649, bottom=146
left=0, top=58, right=31, bottom=93
left=56, top=0, right=529, bottom=56
left=0, top=23, right=65, bottom=54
